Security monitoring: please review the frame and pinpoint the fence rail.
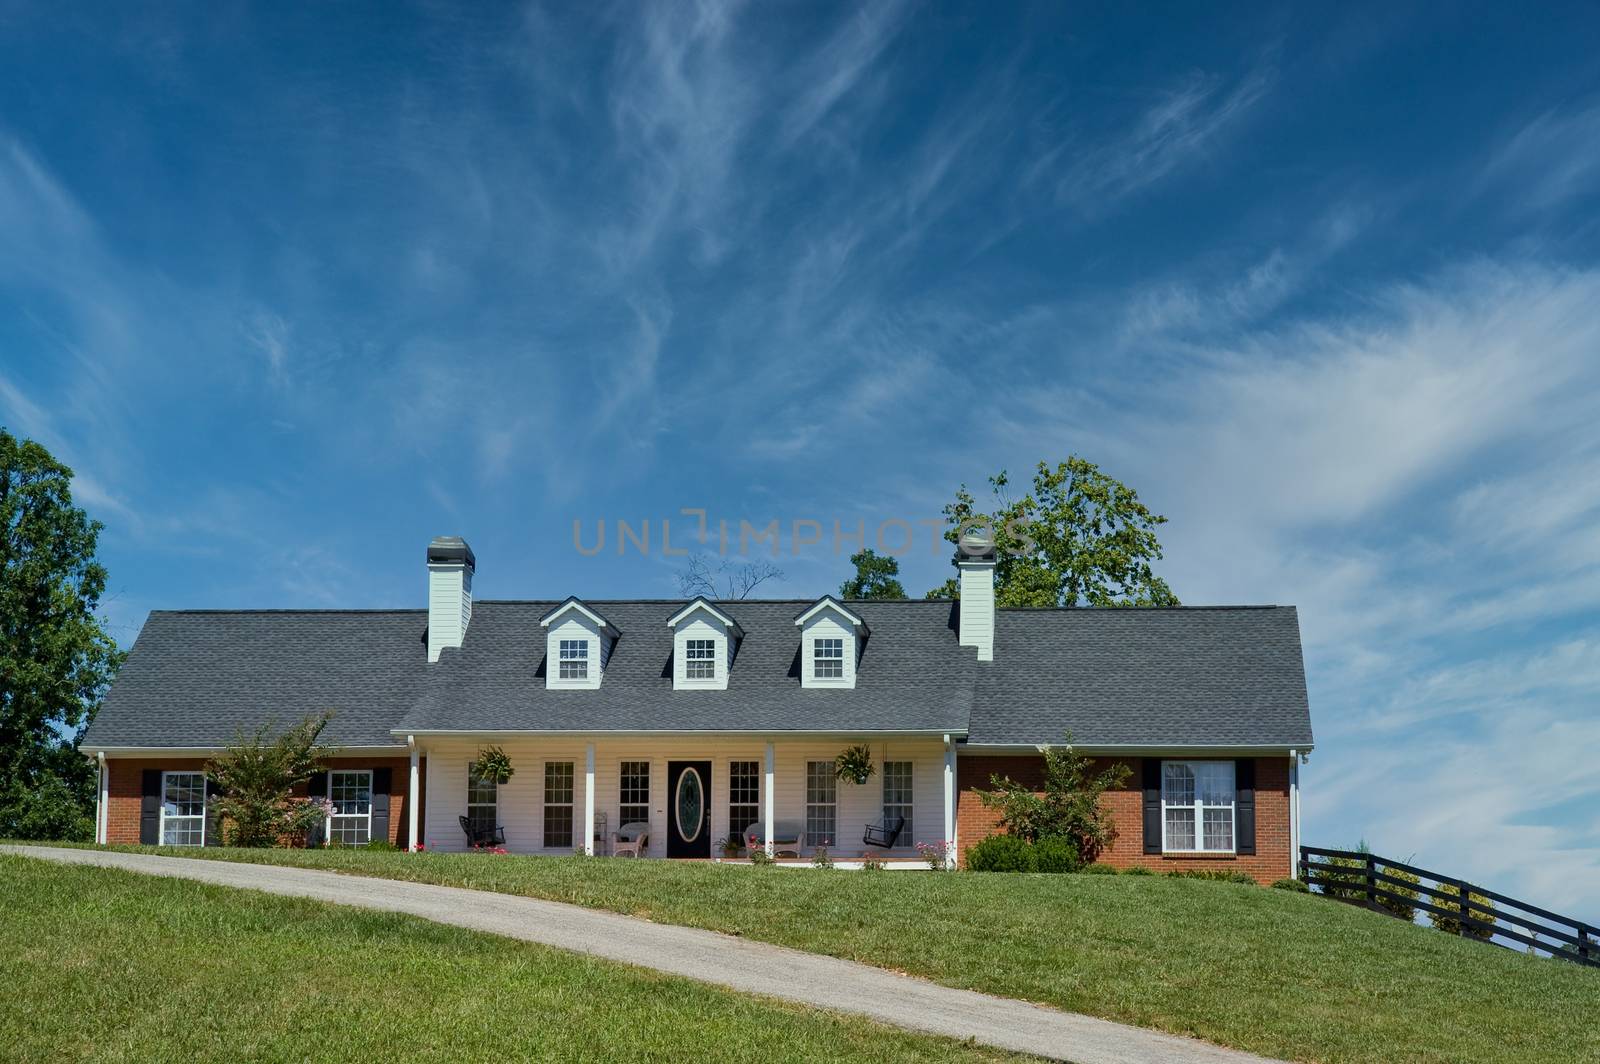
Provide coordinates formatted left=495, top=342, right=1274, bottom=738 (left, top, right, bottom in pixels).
left=1299, top=846, right=1599, bottom=968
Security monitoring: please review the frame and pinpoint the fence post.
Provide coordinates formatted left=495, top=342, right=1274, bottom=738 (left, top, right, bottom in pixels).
left=1456, top=879, right=1474, bottom=938
left=1365, top=854, right=1377, bottom=911
left=1579, top=928, right=1591, bottom=964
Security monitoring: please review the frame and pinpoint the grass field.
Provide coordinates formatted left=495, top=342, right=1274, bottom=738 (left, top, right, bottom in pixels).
left=0, top=854, right=1022, bottom=1064
left=56, top=844, right=1600, bottom=1064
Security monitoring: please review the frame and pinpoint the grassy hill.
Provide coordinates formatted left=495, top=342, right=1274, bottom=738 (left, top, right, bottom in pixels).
left=65, top=845, right=1598, bottom=1064
left=0, top=855, right=1021, bottom=1063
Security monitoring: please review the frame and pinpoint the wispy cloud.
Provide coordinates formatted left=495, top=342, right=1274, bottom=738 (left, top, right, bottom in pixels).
left=1480, top=95, right=1600, bottom=214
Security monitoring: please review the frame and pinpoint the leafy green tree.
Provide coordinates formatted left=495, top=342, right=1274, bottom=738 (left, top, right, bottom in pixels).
left=976, top=735, right=1130, bottom=862
left=838, top=548, right=907, bottom=600
left=0, top=429, right=123, bottom=840
left=926, top=457, right=1179, bottom=606
left=206, top=712, right=337, bottom=847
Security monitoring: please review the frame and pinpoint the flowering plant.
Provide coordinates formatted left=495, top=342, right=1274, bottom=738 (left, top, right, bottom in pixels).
left=810, top=844, right=834, bottom=869
left=471, top=746, right=515, bottom=785
left=748, top=847, right=775, bottom=866
left=916, top=840, right=951, bottom=871
left=833, top=744, right=875, bottom=785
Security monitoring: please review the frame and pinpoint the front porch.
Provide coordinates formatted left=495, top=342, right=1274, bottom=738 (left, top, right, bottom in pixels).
left=416, top=735, right=956, bottom=863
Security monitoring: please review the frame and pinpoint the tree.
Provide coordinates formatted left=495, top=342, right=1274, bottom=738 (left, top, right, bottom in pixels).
left=676, top=554, right=785, bottom=599
left=927, top=457, right=1179, bottom=606
left=838, top=548, right=906, bottom=600
left=206, top=712, right=337, bottom=847
left=0, top=429, right=124, bottom=840
left=976, top=736, right=1130, bottom=862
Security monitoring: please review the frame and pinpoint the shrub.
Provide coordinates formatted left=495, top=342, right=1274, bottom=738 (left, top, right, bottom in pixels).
left=1376, top=865, right=1421, bottom=921
left=1166, top=868, right=1256, bottom=885
left=1314, top=841, right=1373, bottom=902
left=363, top=839, right=396, bottom=852
left=205, top=712, right=337, bottom=847
left=1080, top=862, right=1118, bottom=875
left=748, top=847, right=775, bottom=866
left=810, top=845, right=834, bottom=869
left=1429, top=883, right=1497, bottom=938
left=976, top=733, right=1129, bottom=862
left=966, top=834, right=1037, bottom=873
left=1032, top=836, right=1079, bottom=873
left=859, top=855, right=887, bottom=872
left=1272, top=877, right=1310, bottom=892
left=916, top=840, right=950, bottom=871
left=1122, top=864, right=1153, bottom=875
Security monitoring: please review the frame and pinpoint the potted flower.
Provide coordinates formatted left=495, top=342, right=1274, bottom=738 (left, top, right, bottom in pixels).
left=472, top=746, right=515, bottom=785
left=721, top=833, right=744, bottom=859
left=834, top=744, right=874, bottom=785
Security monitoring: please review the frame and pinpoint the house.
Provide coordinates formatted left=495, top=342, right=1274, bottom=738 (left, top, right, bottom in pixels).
left=83, top=536, right=1313, bottom=878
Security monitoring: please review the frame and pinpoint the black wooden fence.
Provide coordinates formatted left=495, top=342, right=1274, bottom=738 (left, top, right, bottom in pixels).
left=1299, top=846, right=1599, bottom=968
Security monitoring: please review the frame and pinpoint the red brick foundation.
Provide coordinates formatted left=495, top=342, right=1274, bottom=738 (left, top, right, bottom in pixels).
left=956, top=754, right=1293, bottom=883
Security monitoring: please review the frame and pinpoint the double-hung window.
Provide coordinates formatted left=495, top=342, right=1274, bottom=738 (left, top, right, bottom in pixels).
left=881, top=761, right=913, bottom=847
left=1161, top=761, right=1236, bottom=853
left=813, top=638, right=844, bottom=679
left=805, top=761, right=837, bottom=848
left=329, top=770, right=373, bottom=845
left=544, top=762, right=574, bottom=849
left=160, top=771, right=207, bottom=846
left=728, top=760, right=760, bottom=841
left=685, top=639, right=717, bottom=680
left=558, top=639, right=589, bottom=680
left=619, top=761, right=650, bottom=828
left=467, top=766, right=498, bottom=834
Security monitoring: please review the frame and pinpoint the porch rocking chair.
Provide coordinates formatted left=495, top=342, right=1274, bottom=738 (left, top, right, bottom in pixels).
left=862, top=815, right=906, bottom=849
left=459, top=814, right=506, bottom=848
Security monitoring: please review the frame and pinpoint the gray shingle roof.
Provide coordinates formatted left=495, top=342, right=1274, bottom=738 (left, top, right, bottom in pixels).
left=84, top=599, right=1312, bottom=750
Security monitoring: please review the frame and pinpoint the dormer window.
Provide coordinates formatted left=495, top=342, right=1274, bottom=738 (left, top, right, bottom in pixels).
left=558, top=639, right=589, bottom=680
left=666, top=597, right=742, bottom=691
left=685, top=639, right=717, bottom=680
left=539, top=597, right=618, bottom=691
left=814, top=638, right=844, bottom=678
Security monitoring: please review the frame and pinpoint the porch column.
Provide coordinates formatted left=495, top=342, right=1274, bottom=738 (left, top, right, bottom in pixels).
left=584, top=742, right=596, bottom=856
left=943, top=734, right=956, bottom=869
left=96, top=752, right=107, bottom=845
left=763, top=741, right=775, bottom=857
left=407, top=737, right=420, bottom=852
left=1288, top=750, right=1300, bottom=879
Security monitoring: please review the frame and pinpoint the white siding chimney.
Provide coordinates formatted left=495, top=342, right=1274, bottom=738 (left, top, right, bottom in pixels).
left=426, top=536, right=475, bottom=662
left=955, top=524, right=997, bottom=662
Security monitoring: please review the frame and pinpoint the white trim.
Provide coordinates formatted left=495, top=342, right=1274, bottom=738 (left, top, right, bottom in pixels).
left=666, top=596, right=741, bottom=632
left=1289, top=749, right=1301, bottom=879
left=962, top=742, right=1311, bottom=756
left=407, top=737, right=420, bottom=852
left=584, top=742, right=596, bottom=856
left=93, top=745, right=408, bottom=757
left=539, top=598, right=618, bottom=635
left=159, top=770, right=207, bottom=847
left=763, top=741, right=775, bottom=858
left=327, top=769, right=374, bottom=845
left=396, top=729, right=957, bottom=739
left=96, top=752, right=108, bottom=845
left=1159, top=760, right=1236, bottom=855
left=943, top=734, right=956, bottom=869
left=792, top=597, right=866, bottom=630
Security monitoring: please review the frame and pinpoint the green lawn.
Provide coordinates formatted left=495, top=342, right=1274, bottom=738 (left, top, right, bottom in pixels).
left=0, top=855, right=1022, bottom=1064
left=56, top=844, right=1600, bottom=1064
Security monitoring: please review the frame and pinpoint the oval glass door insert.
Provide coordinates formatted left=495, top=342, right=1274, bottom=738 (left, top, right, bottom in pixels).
left=676, top=767, right=704, bottom=843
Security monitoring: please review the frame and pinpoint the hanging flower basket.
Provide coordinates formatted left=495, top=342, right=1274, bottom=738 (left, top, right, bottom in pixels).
left=472, top=746, right=515, bottom=785
left=834, top=744, right=875, bottom=785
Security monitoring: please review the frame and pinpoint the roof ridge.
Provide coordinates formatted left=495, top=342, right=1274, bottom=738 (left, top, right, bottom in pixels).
left=150, top=608, right=426, bottom=615
left=997, top=604, right=1285, bottom=611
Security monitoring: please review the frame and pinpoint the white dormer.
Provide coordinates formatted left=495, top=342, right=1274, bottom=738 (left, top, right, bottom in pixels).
left=666, top=597, right=742, bottom=690
left=539, top=597, right=619, bottom=690
left=793, top=596, right=867, bottom=689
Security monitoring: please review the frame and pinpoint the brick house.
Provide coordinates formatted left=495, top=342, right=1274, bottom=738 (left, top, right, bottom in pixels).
left=83, top=536, right=1313, bottom=878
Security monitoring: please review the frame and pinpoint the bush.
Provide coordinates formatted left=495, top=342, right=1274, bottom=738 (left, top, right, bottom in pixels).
left=1032, top=836, right=1078, bottom=873
left=1080, top=863, right=1118, bottom=875
left=859, top=855, right=886, bottom=872
left=1429, top=882, right=1497, bottom=938
left=976, top=734, right=1129, bottom=862
left=1271, top=877, right=1310, bottom=892
left=966, top=834, right=1037, bottom=872
left=1122, top=864, right=1153, bottom=875
left=363, top=839, right=396, bottom=852
left=1166, top=868, right=1256, bottom=885
left=1376, top=865, right=1420, bottom=921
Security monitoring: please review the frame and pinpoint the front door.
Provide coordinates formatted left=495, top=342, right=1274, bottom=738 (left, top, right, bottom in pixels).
left=666, top=760, right=711, bottom=858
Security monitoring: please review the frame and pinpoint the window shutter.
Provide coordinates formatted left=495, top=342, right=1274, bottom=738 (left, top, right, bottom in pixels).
left=306, top=770, right=329, bottom=847
left=204, top=777, right=224, bottom=847
left=140, top=770, right=161, bottom=845
left=1142, top=759, right=1162, bottom=855
left=1235, top=759, right=1256, bottom=856
left=370, top=768, right=392, bottom=845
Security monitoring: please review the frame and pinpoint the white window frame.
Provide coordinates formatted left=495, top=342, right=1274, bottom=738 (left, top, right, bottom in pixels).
left=813, top=638, right=844, bottom=679
left=160, top=771, right=207, bottom=846
left=558, top=638, right=590, bottom=680
left=544, top=761, right=575, bottom=849
left=619, top=760, right=650, bottom=827
left=881, top=761, right=913, bottom=848
left=728, top=760, right=761, bottom=842
left=328, top=769, right=373, bottom=846
left=685, top=638, right=717, bottom=681
left=467, top=764, right=498, bottom=833
left=805, top=761, right=837, bottom=848
left=1160, top=760, right=1236, bottom=854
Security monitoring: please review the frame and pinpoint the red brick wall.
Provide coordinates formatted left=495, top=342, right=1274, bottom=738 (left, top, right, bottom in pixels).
left=104, top=755, right=425, bottom=849
left=956, top=754, right=1293, bottom=883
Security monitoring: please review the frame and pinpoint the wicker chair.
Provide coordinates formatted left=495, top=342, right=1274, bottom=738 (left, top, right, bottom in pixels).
left=612, top=821, right=650, bottom=857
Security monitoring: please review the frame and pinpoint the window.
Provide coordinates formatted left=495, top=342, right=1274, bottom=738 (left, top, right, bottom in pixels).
left=685, top=638, right=716, bottom=680
left=813, top=638, right=844, bottom=679
left=467, top=765, right=498, bottom=834
left=544, top=762, right=574, bottom=849
left=620, top=760, right=650, bottom=828
left=805, top=761, right=837, bottom=848
left=160, top=771, right=206, bottom=846
left=1162, top=761, right=1235, bottom=853
left=881, top=761, right=913, bottom=847
left=558, top=638, right=589, bottom=680
left=329, top=770, right=373, bottom=845
left=728, top=760, right=760, bottom=841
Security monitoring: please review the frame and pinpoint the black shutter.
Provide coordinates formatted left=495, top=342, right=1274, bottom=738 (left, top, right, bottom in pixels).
left=1142, top=759, right=1162, bottom=855
left=306, top=770, right=328, bottom=847
left=204, top=777, right=224, bottom=847
left=1235, top=759, right=1256, bottom=856
left=139, top=770, right=161, bottom=845
left=370, top=768, right=392, bottom=845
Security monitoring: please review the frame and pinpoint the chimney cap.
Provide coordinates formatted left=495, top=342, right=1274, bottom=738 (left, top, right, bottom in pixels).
left=427, top=536, right=476, bottom=570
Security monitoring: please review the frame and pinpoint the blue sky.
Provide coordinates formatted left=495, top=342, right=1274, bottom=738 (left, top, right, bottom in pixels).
left=3, top=4, right=1599, bottom=912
